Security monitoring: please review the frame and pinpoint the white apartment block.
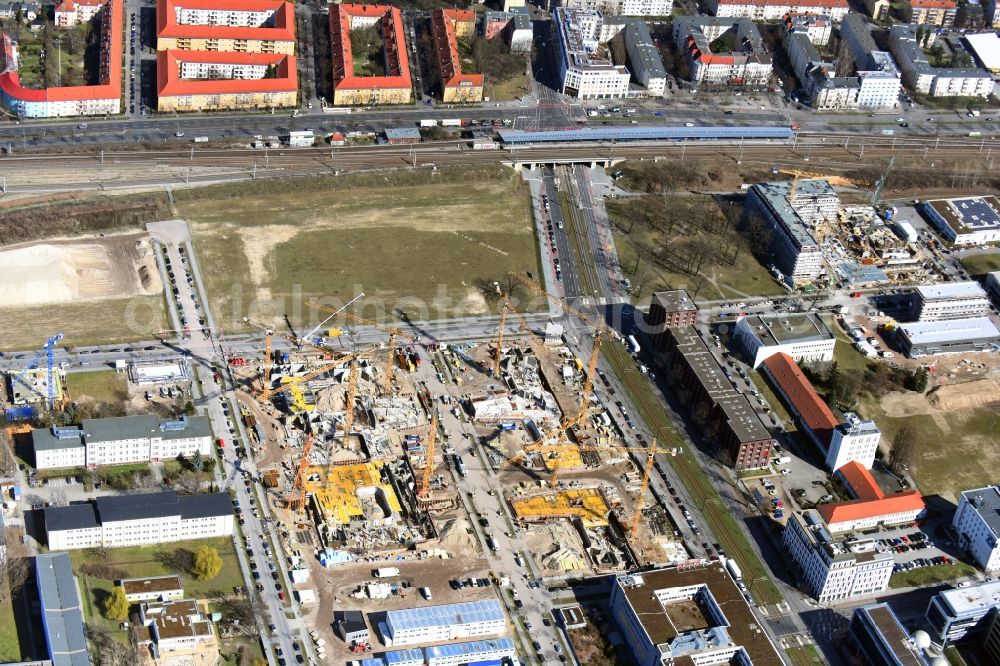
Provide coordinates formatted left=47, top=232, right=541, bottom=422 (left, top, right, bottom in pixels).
left=857, top=67, right=901, bottom=110
left=31, top=415, right=211, bottom=470
left=620, top=20, right=666, bottom=95
left=561, top=0, right=674, bottom=15
left=179, top=60, right=269, bottom=79
left=673, top=16, right=773, bottom=86
left=953, top=485, right=1000, bottom=572
left=784, top=510, right=894, bottom=604
left=175, top=6, right=275, bottom=27
left=784, top=13, right=832, bottom=45
left=711, top=0, right=850, bottom=23
left=826, top=413, right=881, bottom=471
left=555, top=8, right=632, bottom=99
left=54, top=0, right=105, bottom=28
left=44, top=491, right=234, bottom=551
left=912, top=281, right=993, bottom=321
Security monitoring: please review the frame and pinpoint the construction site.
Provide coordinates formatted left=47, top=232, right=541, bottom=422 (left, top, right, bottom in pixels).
left=221, top=272, right=690, bottom=645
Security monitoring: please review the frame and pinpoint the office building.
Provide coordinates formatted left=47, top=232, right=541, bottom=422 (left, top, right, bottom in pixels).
left=432, top=9, right=483, bottom=103
left=953, top=484, right=1000, bottom=572
left=760, top=351, right=839, bottom=448
left=31, top=414, right=212, bottom=470
left=919, top=196, right=1000, bottom=246
left=335, top=609, right=370, bottom=645
left=36, top=553, right=90, bottom=666
left=889, top=25, right=993, bottom=98
left=896, top=317, right=1000, bottom=357
left=926, top=580, right=1000, bottom=642
left=0, top=0, right=121, bottom=118
left=820, top=461, right=925, bottom=533
left=481, top=7, right=533, bottom=54
left=709, top=0, right=850, bottom=23
left=560, top=0, right=674, bottom=15
left=850, top=603, right=934, bottom=666
left=155, top=0, right=296, bottom=54
left=734, top=313, right=836, bottom=368
left=909, top=0, right=957, bottom=27
left=156, top=50, right=298, bottom=112
left=44, top=490, right=234, bottom=550
left=784, top=509, right=895, bottom=603
left=139, top=599, right=215, bottom=655
left=672, top=16, right=773, bottom=86
left=826, top=412, right=881, bottom=471
left=381, top=600, right=506, bottom=646
left=714, top=394, right=774, bottom=470
left=746, top=179, right=837, bottom=283
left=120, top=575, right=185, bottom=603
left=555, top=7, right=632, bottom=99
left=330, top=4, right=413, bottom=106
left=646, top=289, right=699, bottom=350
left=910, top=281, right=992, bottom=321
left=609, top=565, right=784, bottom=666
left=424, top=638, right=517, bottom=666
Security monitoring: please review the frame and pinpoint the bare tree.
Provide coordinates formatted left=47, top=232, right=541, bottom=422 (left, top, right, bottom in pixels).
left=0, top=528, right=30, bottom=605
left=216, top=591, right=263, bottom=641
left=87, top=623, right=133, bottom=666
left=889, top=426, right=917, bottom=476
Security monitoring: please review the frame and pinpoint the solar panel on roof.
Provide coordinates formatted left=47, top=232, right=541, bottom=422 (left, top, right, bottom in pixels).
left=952, top=198, right=1000, bottom=230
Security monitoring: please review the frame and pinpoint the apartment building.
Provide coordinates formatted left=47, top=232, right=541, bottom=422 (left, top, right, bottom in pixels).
left=54, top=0, right=105, bottom=27
left=953, top=484, right=1000, bottom=572
left=863, top=0, right=890, bottom=21
left=555, top=7, right=632, bottom=99
left=926, top=580, right=1000, bottom=643
left=481, top=7, right=533, bottom=53
left=330, top=3, right=413, bottom=106
left=910, top=281, right=993, bottom=321
left=31, top=415, right=211, bottom=470
left=432, top=9, right=483, bottom=103
left=672, top=16, right=773, bottom=86
left=614, top=19, right=667, bottom=95
left=44, top=491, right=234, bottom=550
left=734, top=313, right=835, bottom=368
left=0, top=0, right=122, bottom=117
left=783, top=509, right=895, bottom=603
left=157, top=50, right=297, bottom=111
left=560, top=0, right=674, bottom=15
left=909, top=0, right=957, bottom=27
left=710, top=0, right=850, bottom=23
left=646, top=289, right=699, bottom=350
left=820, top=461, right=925, bottom=532
left=890, top=24, right=993, bottom=97
left=826, top=412, right=881, bottom=471
left=715, top=394, right=774, bottom=470
left=783, top=12, right=832, bottom=45
left=156, top=0, right=297, bottom=54
left=784, top=26, right=861, bottom=109
left=120, top=575, right=185, bottom=603
left=840, top=14, right=902, bottom=110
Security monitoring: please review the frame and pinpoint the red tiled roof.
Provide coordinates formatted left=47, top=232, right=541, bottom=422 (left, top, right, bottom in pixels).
left=329, top=4, right=412, bottom=92
left=156, top=49, right=297, bottom=97
left=837, top=461, right=883, bottom=501
left=156, top=0, right=296, bottom=44
left=761, top=353, right=839, bottom=438
left=0, top=0, right=121, bottom=103
left=819, top=490, right=924, bottom=525
left=432, top=8, right=483, bottom=91
left=910, top=0, right=955, bottom=8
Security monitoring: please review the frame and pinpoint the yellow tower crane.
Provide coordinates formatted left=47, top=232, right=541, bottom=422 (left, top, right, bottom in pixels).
left=242, top=317, right=275, bottom=392
left=327, top=359, right=360, bottom=490
left=287, top=432, right=316, bottom=510
left=772, top=168, right=866, bottom=200
left=630, top=437, right=657, bottom=536
left=419, top=414, right=439, bottom=503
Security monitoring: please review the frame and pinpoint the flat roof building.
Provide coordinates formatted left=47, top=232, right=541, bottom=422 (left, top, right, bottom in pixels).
left=330, top=4, right=412, bottom=106
left=953, top=484, right=1000, bottom=572
left=820, top=461, right=925, bottom=533
left=381, top=599, right=507, bottom=646
left=850, top=603, right=932, bottom=666
left=734, top=312, right=835, bottom=368
left=609, top=564, right=784, bottom=666
left=120, top=575, right=185, bottom=603
left=919, top=196, right=1000, bottom=246
left=646, top=289, right=699, bottom=350
left=896, top=317, right=1000, bottom=357
left=714, top=394, right=774, bottom=470
left=926, top=580, right=1000, bottom=643
left=965, top=32, right=1000, bottom=72
left=335, top=609, right=370, bottom=645
left=826, top=412, right=881, bottom=472
left=910, top=281, right=992, bottom=321
left=36, top=553, right=89, bottom=666
left=139, top=599, right=214, bottom=656
left=890, top=24, right=993, bottom=98
left=555, top=7, right=632, bottom=99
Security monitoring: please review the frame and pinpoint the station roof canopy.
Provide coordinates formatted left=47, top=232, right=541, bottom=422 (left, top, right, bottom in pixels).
left=497, top=125, right=793, bottom=144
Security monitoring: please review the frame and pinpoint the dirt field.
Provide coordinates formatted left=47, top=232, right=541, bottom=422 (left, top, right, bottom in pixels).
left=180, top=167, right=538, bottom=331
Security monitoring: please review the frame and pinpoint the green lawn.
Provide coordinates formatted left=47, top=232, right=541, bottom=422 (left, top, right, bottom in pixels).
left=604, top=342, right=782, bottom=606
left=961, top=253, right=1000, bottom=277
left=785, top=645, right=824, bottom=666
left=830, top=323, right=874, bottom=375
left=0, top=596, right=23, bottom=663
left=486, top=71, right=529, bottom=102
left=64, top=370, right=129, bottom=404
left=889, top=561, right=977, bottom=588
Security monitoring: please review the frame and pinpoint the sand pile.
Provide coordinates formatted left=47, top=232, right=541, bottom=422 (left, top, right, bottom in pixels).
left=927, top=378, right=1000, bottom=411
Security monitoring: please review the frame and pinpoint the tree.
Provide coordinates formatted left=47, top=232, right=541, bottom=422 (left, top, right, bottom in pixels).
left=102, top=586, right=129, bottom=621
left=906, top=367, right=928, bottom=393
left=183, top=401, right=196, bottom=416
left=888, top=425, right=917, bottom=476
left=191, top=450, right=205, bottom=473
left=192, top=545, right=223, bottom=580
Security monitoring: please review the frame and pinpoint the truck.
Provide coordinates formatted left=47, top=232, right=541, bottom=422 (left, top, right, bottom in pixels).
left=775, top=456, right=791, bottom=465
left=725, top=558, right=743, bottom=581
left=441, top=118, right=462, bottom=127
left=420, top=586, right=432, bottom=600
left=499, top=422, right=517, bottom=431
left=193, top=136, right=209, bottom=143
left=374, top=567, right=400, bottom=578
left=969, top=109, right=981, bottom=117
left=627, top=335, right=641, bottom=354
left=419, top=119, right=438, bottom=127
left=453, top=455, right=467, bottom=477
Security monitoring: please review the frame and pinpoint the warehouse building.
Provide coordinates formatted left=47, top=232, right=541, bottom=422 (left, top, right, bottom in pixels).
left=31, top=414, right=212, bottom=470
left=44, top=490, right=234, bottom=550
left=820, top=461, right=925, bottom=533
left=965, top=32, right=1000, bottom=72
left=953, top=484, right=1000, bottom=572
left=0, top=0, right=122, bottom=118
left=609, top=565, right=784, bottom=666
left=734, top=313, right=835, bottom=368
left=896, top=317, right=1000, bottom=357
left=926, top=580, right=1000, bottom=643
left=156, top=50, right=298, bottom=112
left=919, top=196, right=1000, bottom=246
left=783, top=508, right=895, bottom=603
left=709, top=0, right=850, bottom=23
left=850, top=603, right=932, bottom=666
left=646, top=289, right=698, bottom=350
left=432, top=8, right=483, bottom=103
left=330, top=4, right=412, bottom=106
left=985, top=271, right=1000, bottom=303
left=155, top=0, right=296, bottom=54
left=36, top=553, right=90, bottom=666
left=555, top=7, right=632, bottom=99
left=910, top=281, right=992, bottom=321
left=380, top=599, right=507, bottom=646
left=672, top=16, right=773, bottom=86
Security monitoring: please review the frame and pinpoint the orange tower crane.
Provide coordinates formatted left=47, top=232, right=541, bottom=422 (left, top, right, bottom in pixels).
left=287, top=432, right=316, bottom=510
left=327, top=359, right=360, bottom=489
left=630, top=438, right=657, bottom=535
left=243, top=317, right=275, bottom=392
left=419, top=414, right=439, bottom=502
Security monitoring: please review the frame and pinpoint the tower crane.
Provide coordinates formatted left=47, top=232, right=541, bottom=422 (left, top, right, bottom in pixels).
left=630, top=437, right=657, bottom=536
left=287, top=432, right=316, bottom=510
left=242, top=317, right=275, bottom=392
left=299, top=293, right=365, bottom=347
left=326, top=359, right=359, bottom=490
left=9, top=333, right=65, bottom=410
left=770, top=168, right=866, bottom=200
left=491, top=282, right=537, bottom=376
left=257, top=344, right=377, bottom=405
left=418, top=414, right=438, bottom=503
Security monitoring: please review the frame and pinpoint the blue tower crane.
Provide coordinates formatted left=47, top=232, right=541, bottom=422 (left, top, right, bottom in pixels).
left=10, top=333, right=65, bottom=409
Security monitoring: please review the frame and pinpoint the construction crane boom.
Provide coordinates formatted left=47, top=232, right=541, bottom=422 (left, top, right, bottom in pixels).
left=287, top=432, right=316, bottom=510
left=771, top=168, right=866, bottom=200
left=242, top=317, right=275, bottom=392
left=10, top=333, right=65, bottom=409
left=419, top=414, right=438, bottom=501
left=301, top=293, right=365, bottom=346
left=326, top=360, right=359, bottom=489
left=630, top=438, right=657, bottom=535
left=258, top=345, right=376, bottom=404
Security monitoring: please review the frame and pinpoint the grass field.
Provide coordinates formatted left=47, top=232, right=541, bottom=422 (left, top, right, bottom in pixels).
left=179, top=167, right=539, bottom=331
left=0, top=596, right=22, bottom=663
left=486, top=71, right=529, bottom=102
left=604, top=342, right=782, bottom=606
left=0, top=296, right=167, bottom=352
left=889, top=561, right=977, bottom=588
left=64, top=370, right=129, bottom=404
left=785, top=645, right=823, bottom=666
left=961, top=253, right=1000, bottom=277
